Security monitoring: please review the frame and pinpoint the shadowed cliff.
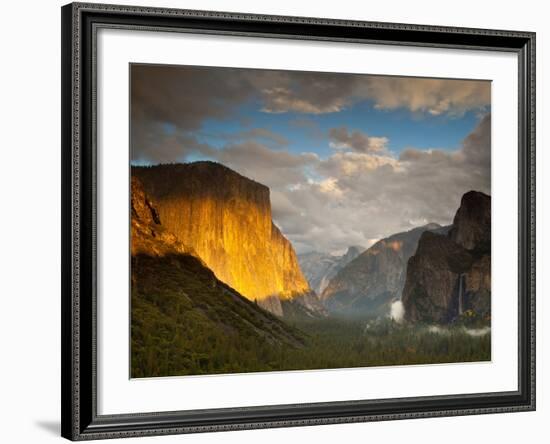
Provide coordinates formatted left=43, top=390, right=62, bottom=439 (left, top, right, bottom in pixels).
left=320, top=224, right=447, bottom=318
left=298, top=246, right=364, bottom=295
left=402, top=191, right=491, bottom=324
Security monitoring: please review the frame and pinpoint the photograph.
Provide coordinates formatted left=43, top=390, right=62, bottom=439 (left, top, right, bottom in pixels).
left=55, top=1, right=537, bottom=440
left=130, top=64, right=492, bottom=378
left=0, top=0, right=542, bottom=442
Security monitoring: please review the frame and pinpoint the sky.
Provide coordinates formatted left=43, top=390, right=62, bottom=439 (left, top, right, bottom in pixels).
left=131, top=64, right=491, bottom=254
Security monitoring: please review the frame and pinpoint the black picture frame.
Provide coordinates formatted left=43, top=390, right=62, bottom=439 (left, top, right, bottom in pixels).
left=61, top=2, right=536, bottom=440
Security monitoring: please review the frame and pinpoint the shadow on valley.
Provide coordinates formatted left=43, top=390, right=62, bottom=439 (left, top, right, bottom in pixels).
left=131, top=252, right=490, bottom=378
left=130, top=163, right=491, bottom=378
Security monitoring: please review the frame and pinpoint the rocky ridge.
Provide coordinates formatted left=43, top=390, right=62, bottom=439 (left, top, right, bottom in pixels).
left=320, top=224, right=446, bottom=318
left=402, top=191, right=491, bottom=324
left=298, top=246, right=364, bottom=295
left=130, top=176, right=307, bottom=376
left=133, top=162, right=323, bottom=317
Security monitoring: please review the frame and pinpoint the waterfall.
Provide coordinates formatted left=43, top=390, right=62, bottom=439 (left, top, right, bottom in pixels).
left=458, top=274, right=464, bottom=316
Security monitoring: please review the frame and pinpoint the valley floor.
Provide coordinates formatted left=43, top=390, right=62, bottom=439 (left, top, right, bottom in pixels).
left=277, top=319, right=490, bottom=373
left=130, top=247, right=490, bottom=379
left=132, top=313, right=491, bottom=378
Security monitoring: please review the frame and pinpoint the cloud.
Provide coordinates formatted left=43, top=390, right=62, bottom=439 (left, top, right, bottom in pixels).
left=130, top=64, right=491, bottom=254
left=220, top=128, right=289, bottom=147
left=270, top=190, right=301, bottom=219
left=258, top=70, right=361, bottom=114
left=271, top=114, right=491, bottom=253
left=132, top=114, right=491, bottom=254
left=213, top=141, right=319, bottom=189
left=131, top=64, right=254, bottom=132
left=461, top=111, right=491, bottom=168
left=318, top=177, right=344, bottom=197
left=131, top=123, right=215, bottom=164
left=237, top=128, right=288, bottom=146
left=131, top=64, right=255, bottom=163
left=131, top=65, right=491, bottom=164
left=130, top=66, right=352, bottom=163
left=319, top=151, right=399, bottom=177
left=132, top=66, right=491, bottom=138
left=289, top=117, right=325, bottom=141
left=329, top=127, right=389, bottom=153
left=261, top=87, right=348, bottom=114
left=365, top=77, right=491, bottom=116
left=254, top=71, right=491, bottom=117
left=390, top=300, right=405, bottom=323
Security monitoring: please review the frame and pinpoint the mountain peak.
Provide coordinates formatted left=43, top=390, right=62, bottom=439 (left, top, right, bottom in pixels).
left=449, top=190, right=491, bottom=251
left=402, top=190, right=491, bottom=324
left=133, top=162, right=318, bottom=317
left=421, top=222, right=442, bottom=231
left=320, top=223, right=441, bottom=317
left=462, top=189, right=490, bottom=201
left=133, top=161, right=268, bottom=194
left=343, top=245, right=364, bottom=259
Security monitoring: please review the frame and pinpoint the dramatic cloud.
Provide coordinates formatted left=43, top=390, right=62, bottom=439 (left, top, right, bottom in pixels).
left=261, top=87, right=348, bottom=114
left=319, top=151, right=399, bottom=177
left=131, top=123, right=215, bottom=164
left=257, top=72, right=490, bottom=117
left=259, top=70, right=361, bottom=114
left=270, top=114, right=491, bottom=253
left=131, top=65, right=252, bottom=163
left=461, top=111, right=491, bottom=168
left=131, top=64, right=491, bottom=253
left=329, top=127, right=389, bottom=153
left=213, top=141, right=318, bottom=189
left=132, top=65, right=490, bottom=163
left=222, top=128, right=289, bottom=147
left=131, top=65, right=252, bottom=132
left=364, top=77, right=491, bottom=116
left=132, top=65, right=490, bottom=138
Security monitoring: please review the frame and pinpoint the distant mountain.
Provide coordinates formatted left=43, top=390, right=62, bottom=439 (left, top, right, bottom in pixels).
left=298, top=246, right=364, bottom=295
left=133, top=162, right=325, bottom=318
left=130, top=176, right=306, bottom=377
left=402, top=191, right=491, bottom=324
left=321, top=223, right=447, bottom=318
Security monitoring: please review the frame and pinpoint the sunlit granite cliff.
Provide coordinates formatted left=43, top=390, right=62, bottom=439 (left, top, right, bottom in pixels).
left=132, top=162, right=322, bottom=317
left=130, top=176, right=306, bottom=377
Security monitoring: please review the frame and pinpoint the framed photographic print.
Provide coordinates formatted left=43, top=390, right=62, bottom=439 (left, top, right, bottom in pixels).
left=61, top=2, right=536, bottom=440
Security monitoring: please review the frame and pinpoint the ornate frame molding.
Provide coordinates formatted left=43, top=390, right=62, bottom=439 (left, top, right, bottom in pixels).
left=61, top=2, right=535, bottom=440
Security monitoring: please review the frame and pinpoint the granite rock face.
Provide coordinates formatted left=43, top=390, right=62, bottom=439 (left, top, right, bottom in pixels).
left=130, top=176, right=306, bottom=377
left=320, top=224, right=445, bottom=318
left=133, top=162, right=319, bottom=317
left=401, top=231, right=474, bottom=323
left=402, top=191, right=491, bottom=324
left=298, top=246, right=364, bottom=295
left=131, top=176, right=193, bottom=257
left=449, top=191, right=491, bottom=251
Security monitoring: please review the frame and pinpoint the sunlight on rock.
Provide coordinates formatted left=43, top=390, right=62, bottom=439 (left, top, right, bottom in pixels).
left=388, top=240, right=403, bottom=252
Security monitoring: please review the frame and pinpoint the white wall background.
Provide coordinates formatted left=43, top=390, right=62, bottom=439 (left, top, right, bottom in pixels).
left=0, top=0, right=545, bottom=443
